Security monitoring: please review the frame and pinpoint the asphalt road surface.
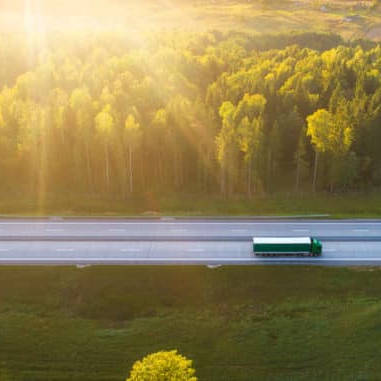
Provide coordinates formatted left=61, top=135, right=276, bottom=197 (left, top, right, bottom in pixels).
left=0, top=218, right=380, bottom=266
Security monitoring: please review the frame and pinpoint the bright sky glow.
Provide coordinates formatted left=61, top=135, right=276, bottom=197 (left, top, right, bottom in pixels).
left=0, top=0, right=195, bottom=33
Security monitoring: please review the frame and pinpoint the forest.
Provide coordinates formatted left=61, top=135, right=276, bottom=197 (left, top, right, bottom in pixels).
left=0, top=30, right=380, bottom=199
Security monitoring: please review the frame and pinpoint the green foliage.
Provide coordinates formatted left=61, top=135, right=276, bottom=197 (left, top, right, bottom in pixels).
left=126, top=350, right=197, bottom=381
left=0, top=30, right=380, bottom=196
left=307, top=109, right=333, bottom=153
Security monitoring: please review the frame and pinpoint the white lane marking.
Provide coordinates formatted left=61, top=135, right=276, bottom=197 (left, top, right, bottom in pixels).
left=324, top=249, right=337, bottom=252
left=231, top=229, right=248, bottom=233
left=3, top=257, right=381, bottom=263
left=55, top=248, right=74, bottom=252
left=293, top=229, right=310, bottom=232
left=186, top=248, right=205, bottom=252
left=108, top=229, right=127, bottom=232
left=170, top=229, right=188, bottom=233
left=353, top=229, right=370, bottom=232
left=45, top=229, right=64, bottom=232
left=0, top=249, right=9, bottom=252
left=120, top=248, right=142, bottom=252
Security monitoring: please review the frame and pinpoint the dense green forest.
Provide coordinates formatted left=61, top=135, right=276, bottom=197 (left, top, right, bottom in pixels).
left=0, top=31, right=380, bottom=199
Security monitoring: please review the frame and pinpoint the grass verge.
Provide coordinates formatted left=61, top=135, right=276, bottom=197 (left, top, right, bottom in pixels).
left=1, top=192, right=381, bottom=217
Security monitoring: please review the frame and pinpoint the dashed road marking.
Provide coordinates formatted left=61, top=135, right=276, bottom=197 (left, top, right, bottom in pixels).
left=186, top=248, right=205, bottom=252
left=55, top=248, right=74, bottom=252
left=3, top=257, right=381, bottom=263
left=120, top=248, right=142, bottom=252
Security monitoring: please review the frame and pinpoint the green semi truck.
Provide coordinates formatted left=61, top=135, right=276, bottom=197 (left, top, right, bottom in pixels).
left=253, top=237, right=322, bottom=256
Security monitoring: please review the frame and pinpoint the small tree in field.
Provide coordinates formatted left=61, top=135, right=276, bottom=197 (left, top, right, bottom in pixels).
left=126, top=350, right=197, bottom=381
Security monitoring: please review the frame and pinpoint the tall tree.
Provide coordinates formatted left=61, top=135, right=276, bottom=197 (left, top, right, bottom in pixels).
left=306, top=109, right=332, bottom=192
left=70, top=87, right=94, bottom=190
left=95, top=105, right=114, bottom=191
left=124, top=114, right=142, bottom=195
left=235, top=93, right=266, bottom=196
left=294, top=126, right=308, bottom=192
left=216, top=101, right=236, bottom=197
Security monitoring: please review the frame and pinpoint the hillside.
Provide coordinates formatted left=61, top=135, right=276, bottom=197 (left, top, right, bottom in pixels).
left=1, top=0, right=381, bottom=40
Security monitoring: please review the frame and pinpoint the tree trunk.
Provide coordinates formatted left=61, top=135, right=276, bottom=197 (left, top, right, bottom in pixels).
left=60, top=126, right=65, bottom=146
left=158, top=149, right=164, bottom=188
left=267, top=150, right=272, bottom=193
left=123, top=152, right=128, bottom=199
left=105, top=144, right=110, bottom=191
left=247, top=160, right=252, bottom=198
left=312, top=150, right=319, bottom=192
left=129, top=145, right=133, bottom=194
left=85, top=141, right=92, bottom=191
left=220, top=164, right=226, bottom=197
left=295, top=156, right=300, bottom=192
left=173, top=149, right=178, bottom=189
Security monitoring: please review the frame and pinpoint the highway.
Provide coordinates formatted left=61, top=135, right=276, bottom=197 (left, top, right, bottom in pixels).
left=0, top=218, right=380, bottom=266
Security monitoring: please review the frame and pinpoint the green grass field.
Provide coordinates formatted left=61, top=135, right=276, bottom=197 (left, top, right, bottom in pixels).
left=115, top=0, right=381, bottom=41
left=124, top=0, right=381, bottom=41
left=2, top=0, right=381, bottom=40
left=1, top=191, right=381, bottom=217
left=2, top=266, right=381, bottom=380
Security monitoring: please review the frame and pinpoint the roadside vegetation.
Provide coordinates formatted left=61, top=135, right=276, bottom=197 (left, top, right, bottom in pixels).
left=1, top=266, right=381, bottom=380
left=1, top=191, right=381, bottom=217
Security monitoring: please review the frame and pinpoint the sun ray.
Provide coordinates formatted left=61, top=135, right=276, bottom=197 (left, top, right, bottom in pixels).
left=23, top=0, right=49, bottom=213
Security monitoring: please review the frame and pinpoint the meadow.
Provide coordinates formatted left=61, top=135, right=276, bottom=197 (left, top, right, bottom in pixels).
left=1, top=266, right=381, bottom=380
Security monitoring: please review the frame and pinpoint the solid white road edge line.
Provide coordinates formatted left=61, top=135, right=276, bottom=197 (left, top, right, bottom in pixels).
left=1, top=257, right=381, bottom=262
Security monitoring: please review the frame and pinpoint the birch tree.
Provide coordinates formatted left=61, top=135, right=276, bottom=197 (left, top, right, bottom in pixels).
left=95, top=105, right=114, bottom=191
left=216, top=101, right=236, bottom=197
left=124, top=114, right=142, bottom=194
left=307, top=109, right=332, bottom=192
left=70, top=87, right=94, bottom=189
